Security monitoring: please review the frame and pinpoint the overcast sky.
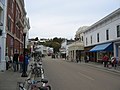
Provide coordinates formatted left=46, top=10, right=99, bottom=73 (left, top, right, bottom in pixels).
left=25, top=0, right=120, bottom=39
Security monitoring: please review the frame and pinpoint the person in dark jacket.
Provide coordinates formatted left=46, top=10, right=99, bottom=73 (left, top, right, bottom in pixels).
left=13, top=51, right=19, bottom=72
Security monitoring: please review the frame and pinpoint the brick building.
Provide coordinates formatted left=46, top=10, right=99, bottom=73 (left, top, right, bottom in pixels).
left=6, top=0, right=28, bottom=57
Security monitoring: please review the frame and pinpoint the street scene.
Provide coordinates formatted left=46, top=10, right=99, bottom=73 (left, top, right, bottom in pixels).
left=0, top=0, right=120, bottom=90
left=0, top=56, right=120, bottom=90
left=43, top=56, right=120, bottom=90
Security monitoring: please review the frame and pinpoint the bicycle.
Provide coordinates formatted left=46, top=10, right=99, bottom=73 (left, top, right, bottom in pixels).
left=16, top=81, right=26, bottom=90
left=17, top=78, right=51, bottom=90
left=29, top=62, right=44, bottom=78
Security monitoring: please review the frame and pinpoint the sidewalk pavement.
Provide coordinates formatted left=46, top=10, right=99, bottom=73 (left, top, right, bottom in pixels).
left=81, top=61, right=120, bottom=74
left=0, top=57, right=34, bottom=90
left=64, top=58, right=120, bottom=74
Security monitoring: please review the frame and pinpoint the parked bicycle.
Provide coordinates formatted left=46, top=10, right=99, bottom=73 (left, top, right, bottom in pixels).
left=17, top=78, right=51, bottom=90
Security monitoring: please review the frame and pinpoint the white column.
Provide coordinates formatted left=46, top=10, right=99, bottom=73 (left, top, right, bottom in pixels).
left=114, top=43, right=116, bottom=57
left=0, top=0, right=7, bottom=71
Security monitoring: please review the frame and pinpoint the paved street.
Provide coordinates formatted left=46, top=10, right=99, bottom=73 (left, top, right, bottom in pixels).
left=42, top=56, right=120, bottom=90
left=0, top=56, right=120, bottom=90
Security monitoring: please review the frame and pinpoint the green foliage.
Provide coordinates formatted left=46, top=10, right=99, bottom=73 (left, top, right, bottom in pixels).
left=39, top=37, right=65, bottom=53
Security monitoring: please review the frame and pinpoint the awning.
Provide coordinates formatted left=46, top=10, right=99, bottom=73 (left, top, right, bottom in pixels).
left=90, top=43, right=113, bottom=52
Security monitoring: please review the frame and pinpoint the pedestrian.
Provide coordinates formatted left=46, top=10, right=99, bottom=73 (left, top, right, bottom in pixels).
left=5, top=53, right=10, bottom=70
left=103, top=54, right=109, bottom=67
left=84, top=55, right=89, bottom=63
left=87, top=55, right=89, bottom=62
left=111, top=57, right=117, bottom=69
left=13, top=51, right=19, bottom=72
left=76, top=56, right=79, bottom=63
left=84, top=55, right=87, bottom=63
left=25, top=53, right=29, bottom=72
left=19, top=53, right=24, bottom=73
left=10, top=55, right=13, bottom=70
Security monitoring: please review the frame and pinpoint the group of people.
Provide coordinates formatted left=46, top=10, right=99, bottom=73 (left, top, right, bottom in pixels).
left=5, top=51, right=30, bottom=73
left=74, top=54, right=118, bottom=69
left=102, top=54, right=117, bottom=68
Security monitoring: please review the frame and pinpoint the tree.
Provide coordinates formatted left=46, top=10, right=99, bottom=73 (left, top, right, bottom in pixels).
left=38, top=37, right=65, bottom=53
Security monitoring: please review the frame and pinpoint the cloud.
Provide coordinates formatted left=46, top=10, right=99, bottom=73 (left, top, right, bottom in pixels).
left=25, top=0, right=120, bottom=39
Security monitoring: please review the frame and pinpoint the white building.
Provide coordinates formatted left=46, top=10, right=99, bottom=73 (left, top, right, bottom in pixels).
left=35, top=45, right=48, bottom=56
left=59, top=39, right=67, bottom=58
left=60, top=39, right=74, bottom=59
left=84, top=8, right=120, bottom=62
left=68, top=26, right=88, bottom=62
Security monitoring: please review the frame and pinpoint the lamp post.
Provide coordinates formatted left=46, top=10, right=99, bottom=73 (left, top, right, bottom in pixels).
left=21, top=28, right=28, bottom=77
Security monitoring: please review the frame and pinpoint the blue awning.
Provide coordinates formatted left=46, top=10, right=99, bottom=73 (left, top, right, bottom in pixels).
left=90, top=43, right=113, bottom=52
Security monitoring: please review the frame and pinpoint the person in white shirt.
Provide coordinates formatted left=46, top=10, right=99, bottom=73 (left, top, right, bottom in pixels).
left=5, top=53, right=10, bottom=70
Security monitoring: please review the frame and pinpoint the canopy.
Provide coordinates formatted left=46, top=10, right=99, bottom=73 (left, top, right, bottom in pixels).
left=90, top=43, right=113, bottom=52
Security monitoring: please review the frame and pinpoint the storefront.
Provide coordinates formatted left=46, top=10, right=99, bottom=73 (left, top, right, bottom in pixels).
left=84, top=46, right=96, bottom=62
left=90, top=42, right=113, bottom=62
left=114, top=41, right=120, bottom=63
left=68, top=43, right=84, bottom=62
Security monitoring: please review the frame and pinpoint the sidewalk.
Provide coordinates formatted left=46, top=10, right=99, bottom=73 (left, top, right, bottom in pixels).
left=81, top=61, right=120, bottom=74
left=65, top=59, right=120, bottom=74
left=0, top=69, right=26, bottom=90
left=0, top=57, right=34, bottom=90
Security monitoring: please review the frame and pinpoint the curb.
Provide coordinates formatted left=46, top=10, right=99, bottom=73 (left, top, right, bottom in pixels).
left=65, top=60, right=120, bottom=75
left=81, top=62, right=120, bottom=75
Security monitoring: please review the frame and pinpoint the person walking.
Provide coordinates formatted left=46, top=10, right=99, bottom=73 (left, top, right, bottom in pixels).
left=25, top=53, right=29, bottom=72
left=5, top=53, right=10, bottom=70
left=19, top=54, right=24, bottom=73
left=84, top=55, right=89, bottom=63
left=111, top=57, right=117, bottom=69
left=13, top=51, right=19, bottom=72
left=103, top=54, right=109, bottom=67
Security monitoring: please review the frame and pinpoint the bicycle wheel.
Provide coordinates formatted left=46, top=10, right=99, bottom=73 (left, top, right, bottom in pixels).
left=16, top=82, right=25, bottom=90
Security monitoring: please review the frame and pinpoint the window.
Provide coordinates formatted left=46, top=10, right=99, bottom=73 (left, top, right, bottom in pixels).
left=91, top=35, right=92, bottom=44
left=86, top=37, right=88, bottom=45
left=7, top=17, right=11, bottom=31
left=117, top=25, right=120, bottom=37
left=97, top=33, right=99, bottom=42
left=106, top=29, right=109, bottom=40
left=81, top=36, right=83, bottom=41
left=8, top=0, right=13, bottom=12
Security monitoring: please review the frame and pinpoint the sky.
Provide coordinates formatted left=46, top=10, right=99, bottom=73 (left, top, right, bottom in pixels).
left=24, top=0, right=120, bottom=39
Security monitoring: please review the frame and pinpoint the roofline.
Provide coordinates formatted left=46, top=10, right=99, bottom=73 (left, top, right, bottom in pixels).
left=84, top=8, right=120, bottom=32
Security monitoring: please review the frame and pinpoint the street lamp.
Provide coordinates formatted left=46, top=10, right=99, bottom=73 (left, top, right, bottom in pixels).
left=21, top=28, right=28, bottom=77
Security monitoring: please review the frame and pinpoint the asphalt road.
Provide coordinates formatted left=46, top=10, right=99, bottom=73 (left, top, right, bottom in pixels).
left=42, top=56, right=120, bottom=90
